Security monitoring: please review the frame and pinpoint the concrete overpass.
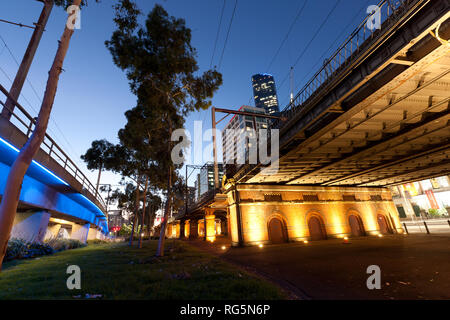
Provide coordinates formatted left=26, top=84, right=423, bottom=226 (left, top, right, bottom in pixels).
left=170, top=0, right=450, bottom=247
left=0, top=83, right=108, bottom=243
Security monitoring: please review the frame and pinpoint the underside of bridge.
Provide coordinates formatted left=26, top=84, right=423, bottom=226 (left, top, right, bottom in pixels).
left=170, top=0, right=450, bottom=247
left=240, top=1, right=450, bottom=187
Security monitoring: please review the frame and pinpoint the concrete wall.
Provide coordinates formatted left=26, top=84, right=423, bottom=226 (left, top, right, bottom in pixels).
left=11, top=211, right=50, bottom=243
left=71, top=223, right=90, bottom=244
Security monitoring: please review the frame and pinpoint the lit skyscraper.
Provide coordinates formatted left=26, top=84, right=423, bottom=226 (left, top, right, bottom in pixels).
left=252, top=73, right=280, bottom=115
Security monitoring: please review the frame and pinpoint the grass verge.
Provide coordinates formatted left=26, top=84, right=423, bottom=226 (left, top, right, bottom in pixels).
left=0, top=240, right=286, bottom=300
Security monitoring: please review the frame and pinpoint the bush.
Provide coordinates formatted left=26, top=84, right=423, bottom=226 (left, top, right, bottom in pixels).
left=5, top=238, right=54, bottom=262
left=87, top=239, right=109, bottom=245
left=45, top=238, right=86, bottom=252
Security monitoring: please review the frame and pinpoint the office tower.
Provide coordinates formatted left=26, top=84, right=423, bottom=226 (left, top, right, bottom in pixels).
left=252, top=73, right=280, bottom=115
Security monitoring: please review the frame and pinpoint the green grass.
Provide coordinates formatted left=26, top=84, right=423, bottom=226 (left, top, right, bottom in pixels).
left=0, top=240, right=286, bottom=300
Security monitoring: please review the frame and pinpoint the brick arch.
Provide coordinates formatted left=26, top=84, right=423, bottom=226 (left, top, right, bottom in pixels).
left=304, top=209, right=328, bottom=225
left=376, top=210, right=394, bottom=234
left=346, top=209, right=366, bottom=237
left=266, top=212, right=289, bottom=244
left=305, top=210, right=327, bottom=241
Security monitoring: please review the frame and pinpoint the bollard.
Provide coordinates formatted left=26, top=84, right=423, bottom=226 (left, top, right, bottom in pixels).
left=423, top=221, right=430, bottom=234
left=403, top=223, right=409, bottom=234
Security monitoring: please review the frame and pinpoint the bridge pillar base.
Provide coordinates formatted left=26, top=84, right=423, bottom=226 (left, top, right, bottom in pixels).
left=45, top=223, right=62, bottom=240
left=184, top=220, right=190, bottom=238
left=205, top=214, right=216, bottom=242
left=11, top=210, right=50, bottom=243
left=71, top=223, right=90, bottom=244
left=87, top=227, right=100, bottom=240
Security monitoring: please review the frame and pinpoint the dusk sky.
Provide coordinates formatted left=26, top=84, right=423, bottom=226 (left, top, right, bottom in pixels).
left=0, top=0, right=373, bottom=191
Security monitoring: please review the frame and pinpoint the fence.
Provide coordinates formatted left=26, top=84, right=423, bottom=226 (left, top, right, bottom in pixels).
left=272, top=0, right=415, bottom=129
left=0, top=83, right=106, bottom=211
left=402, top=219, right=450, bottom=234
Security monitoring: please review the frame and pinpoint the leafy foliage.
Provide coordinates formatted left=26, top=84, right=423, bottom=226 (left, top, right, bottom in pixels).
left=5, top=238, right=87, bottom=262
left=80, top=139, right=115, bottom=171
left=5, top=238, right=54, bottom=261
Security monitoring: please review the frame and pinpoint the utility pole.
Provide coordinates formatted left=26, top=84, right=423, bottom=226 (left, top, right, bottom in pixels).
left=1, top=0, right=53, bottom=120
left=290, top=66, right=294, bottom=104
left=210, top=107, right=285, bottom=191
left=211, top=107, right=219, bottom=190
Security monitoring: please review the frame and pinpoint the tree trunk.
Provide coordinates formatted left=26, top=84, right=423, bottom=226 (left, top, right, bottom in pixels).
left=129, top=173, right=141, bottom=246
left=1, top=0, right=53, bottom=119
left=95, top=162, right=103, bottom=197
left=156, top=168, right=172, bottom=257
left=0, top=0, right=81, bottom=271
left=156, top=116, right=173, bottom=257
left=138, top=176, right=148, bottom=248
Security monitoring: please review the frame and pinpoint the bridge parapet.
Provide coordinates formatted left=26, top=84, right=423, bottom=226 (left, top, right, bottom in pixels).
left=0, top=83, right=107, bottom=213
left=272, top=0, right=415, bottom=131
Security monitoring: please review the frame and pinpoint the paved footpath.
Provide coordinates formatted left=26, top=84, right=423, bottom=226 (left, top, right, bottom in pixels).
left=187, top=234, right=450, bottom=300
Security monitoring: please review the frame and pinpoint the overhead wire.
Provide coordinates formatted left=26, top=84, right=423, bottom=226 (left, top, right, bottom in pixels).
left=210, top=0, right=226, bottom=69
left=280, top=0, right=371, bottom=107
left=275, top=0, right=342, bottom=100
left=247, top=0, right=309, bottom=106
left=217, top=0, right=238, bottom=70
left=0, top=32, right=84, bottom=167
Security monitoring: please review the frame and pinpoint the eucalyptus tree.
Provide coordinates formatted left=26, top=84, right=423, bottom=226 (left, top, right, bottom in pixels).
left=106, top=1, right=222, bottom=256
left=0, top=0, right=99, bottom=270
left=81, top=139, right=115, bottom=196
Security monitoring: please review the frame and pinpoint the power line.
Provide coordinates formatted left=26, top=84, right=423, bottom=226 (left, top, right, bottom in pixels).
left=210, top=0, right=226, bottom=69
left=276, top=0, right=342, bottom=97
left=247, top=0, right=309, bottom=106
left=218, top=0, right=238, bottom=70
left=280, top=0, right=370, bottom=107
left=266, top=0, right=309, bottom=72
left=0, top=32, right=83, bottom=167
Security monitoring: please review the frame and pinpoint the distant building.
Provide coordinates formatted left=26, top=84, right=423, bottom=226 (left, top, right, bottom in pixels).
left=390, top=175, right=450, bottom=219
left=107, top=209, right=125, bottom=230
left=199, top=162, right=224, bottom=196
left=194, top=173, right=201, bottom=200
left=187, top=186, right=196, bottom=207
left=252, top=73, right=280, bottom=115
left=222, top=105, right=268, bottom=169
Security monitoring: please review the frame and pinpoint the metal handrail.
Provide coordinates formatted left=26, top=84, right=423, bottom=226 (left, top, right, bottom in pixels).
left=272, top=0, right=414, bottom=129
left=0, top=83, right=107, bottom=211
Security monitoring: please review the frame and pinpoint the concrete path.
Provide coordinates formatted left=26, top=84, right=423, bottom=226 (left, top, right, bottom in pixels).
left=187, top=234, right=450, bottom=300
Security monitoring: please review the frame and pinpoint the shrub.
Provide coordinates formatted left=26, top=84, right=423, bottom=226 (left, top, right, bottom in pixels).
left=45, top=238, right=86, bottom=252
left=5, top=238, right=54, bottom=261
left=87, top=239, right=109, bottom=245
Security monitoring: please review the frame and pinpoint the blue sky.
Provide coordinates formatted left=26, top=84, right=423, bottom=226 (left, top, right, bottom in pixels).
left=0, top=0, right=374, bottom=190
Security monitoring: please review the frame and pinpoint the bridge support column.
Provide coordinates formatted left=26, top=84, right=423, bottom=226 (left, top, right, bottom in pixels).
left=197, top=219, right=205, bottom=238
left=45, top=223, right=62, bottom=240
left=174, top=221, right=181, bottom=239
left=71, top=223, right=90, bottom=244
left=184, top=220, right=190, bottom=238
left=87, top=227, right=100, bottom=240
left=205, top=213, right=216, bottom=242
left=215, top=218, right=222, bottom=235
left=11, top=210, right=50, bottom=243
